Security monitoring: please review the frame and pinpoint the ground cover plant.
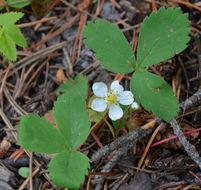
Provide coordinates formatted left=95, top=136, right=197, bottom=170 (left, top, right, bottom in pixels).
left=18, top=75, right=90, bottom=188
left=83, top=7, right=190, bottom=122
left=0, top=1, right=201, bottom=189
left=17, top=7, right=192, bottom=189
left=0, top=0, right=30, bottom=9
left=0, top=12, right=27, bottom=61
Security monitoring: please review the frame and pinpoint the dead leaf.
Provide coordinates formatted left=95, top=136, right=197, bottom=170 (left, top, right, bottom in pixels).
left=56, top=69, right=67, bottom=83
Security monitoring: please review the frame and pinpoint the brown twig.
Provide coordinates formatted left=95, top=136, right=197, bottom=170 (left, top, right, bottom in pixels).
left=170, top=118, right=201, bottom=169
left=17, top=17, right=57, bottom=28
left=0, top=42, right=67, bottom=84
left=167, top=0, right=201, bottom=12
left=135, top=123, right=165, bottom=176
left=29, top=14, right=79, bottom=50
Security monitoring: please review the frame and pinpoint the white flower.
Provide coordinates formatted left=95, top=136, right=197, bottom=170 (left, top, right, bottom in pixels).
left=131, top=102, right=139, bottom=110
left=91, top=80, right=134, bottom=120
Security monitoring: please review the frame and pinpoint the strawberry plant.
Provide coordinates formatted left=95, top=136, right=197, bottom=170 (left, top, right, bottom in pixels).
left=17, top=7, right=191, bottom=189
left=83, top=7, right=190, bottom=122
left=17, top=75, right=90, bottom=189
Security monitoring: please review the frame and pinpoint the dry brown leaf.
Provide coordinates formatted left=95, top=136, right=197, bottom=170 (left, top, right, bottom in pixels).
left=0, top=138, right=11, bottom=158
left=56, top=69, right=66, bottom=83
left=44, top=110, right=57, bottom=128
left=0, top=0, right=7, bottom=6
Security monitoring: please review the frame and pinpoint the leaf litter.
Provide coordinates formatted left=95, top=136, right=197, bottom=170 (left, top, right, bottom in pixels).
left=0, top=0, right=201, bottom=189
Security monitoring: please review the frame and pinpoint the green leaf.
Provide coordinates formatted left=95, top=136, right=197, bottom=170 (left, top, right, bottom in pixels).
left=17, top=74, right=90, bottom=188
left=137, top=7, right=190, bottom=68
left=17, top=114, right=67, bottom=154
left=54, top=76, right=90, bottom=149
left=112, top=117, right=127, bottom=131
left=49, top=151, right=89, bottom=189
left=57, top=74, right=87, bottom=95
left=5, top=24, right=27, bottom=47
left=0, top=12, right=24, bottom=26
left=7, top=0, right=30, bottom=8
left=0, top=32, right=16, bottom=61
left=18, top=167, right=29, bottom=178
left=83, top=20, right=135, bottom=73
left=130, top=70, right=179, bottom=122
left=0, top=12, right=27, bottom=60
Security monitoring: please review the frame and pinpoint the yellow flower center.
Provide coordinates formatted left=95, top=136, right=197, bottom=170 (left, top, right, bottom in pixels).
left=106, top=92, right=118, bottom=104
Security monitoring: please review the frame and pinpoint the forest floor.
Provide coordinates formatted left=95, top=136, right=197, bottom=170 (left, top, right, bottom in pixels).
left=0, top=0, right=201, bottom=189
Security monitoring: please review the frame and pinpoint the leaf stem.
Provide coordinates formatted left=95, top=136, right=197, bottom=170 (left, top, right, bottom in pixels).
left=102, top=115, right=115, bottom=138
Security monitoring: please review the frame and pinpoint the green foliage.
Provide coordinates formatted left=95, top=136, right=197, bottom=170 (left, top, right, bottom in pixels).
left=83, top=20, right=135, bottom=73
left=130, top=70, right=179, bottom=122
left=0, top=12, right=27, bottom=61
left=7, top=0, right=30, bottom=8
left=83, top=7, right=190, bottom=122
left=17, top=114, right=67, bottom=154
left=0, top=0, right=30, bottom=9
left=137, top=7, right=190, bottom=68
left=17, top=75, right=90, bottom=189
left=57, top=74, right=87, bottom=95
left=53, top=83, right=90, bottom=150
left=49, top=151, right=89, bottom=189
left=0, top=12, right=24, bottom=26
left=18, top=167, right=29, bottom=178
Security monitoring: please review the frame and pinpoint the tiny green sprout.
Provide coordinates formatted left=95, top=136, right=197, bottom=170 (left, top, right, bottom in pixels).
left=83, top=7, right=190, bottom=122
left=17, top=75, right=90, bottom=189
left=18, top=167, right=29, bottom=178
left=0, top=12, right=27, bottom=61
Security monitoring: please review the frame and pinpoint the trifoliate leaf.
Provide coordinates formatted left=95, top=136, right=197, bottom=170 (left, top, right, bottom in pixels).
left=49, top=151, right=89, bottom=189
left=17, top=75, right=90, bottom=189
left=130, top=70, right=179, bottom=122
left=54, top=76, right=90, bottom=150
left=83, top=20, right=135, bottom=73
left=0, top=33, right=16, bottom=61
left=18, top=167, right=29, bottom=178
left=5, top=24, right=27, bottom=47
left=137, top=7, right=190, bottom=68
left=7, top=0, right=30, bottom=8
left=57, top=74, right=87, bottom=95
left=17, top=114, right=67, bottom=154
left=0, top=12, right=24, bottom=26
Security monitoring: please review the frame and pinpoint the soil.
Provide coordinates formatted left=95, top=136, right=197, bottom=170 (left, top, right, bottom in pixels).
left=0, top=0, right=201, bottom=190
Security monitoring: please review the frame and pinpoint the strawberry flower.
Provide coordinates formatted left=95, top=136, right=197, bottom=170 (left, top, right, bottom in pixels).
left=91, top=80, right=134, bottom=120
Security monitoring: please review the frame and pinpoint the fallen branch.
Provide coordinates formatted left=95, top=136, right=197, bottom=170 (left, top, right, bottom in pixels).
left=91, top=89, right=201, bottom=187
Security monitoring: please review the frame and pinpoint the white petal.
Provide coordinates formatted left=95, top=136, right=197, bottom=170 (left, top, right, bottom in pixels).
left=131, top=102, right=139, bottom=110
left=110, top=80, right=123, bottom=95
left=108, top=104, right=123, bottom=120
left=118, top=91, right=134, bottom=105
left=91, top=98, right=107, bottom=112
left=92, top=82, right=108, bottom=98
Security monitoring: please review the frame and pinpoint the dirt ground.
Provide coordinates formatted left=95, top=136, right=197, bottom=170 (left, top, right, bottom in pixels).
left=0, top=0, right=201, bottom=189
